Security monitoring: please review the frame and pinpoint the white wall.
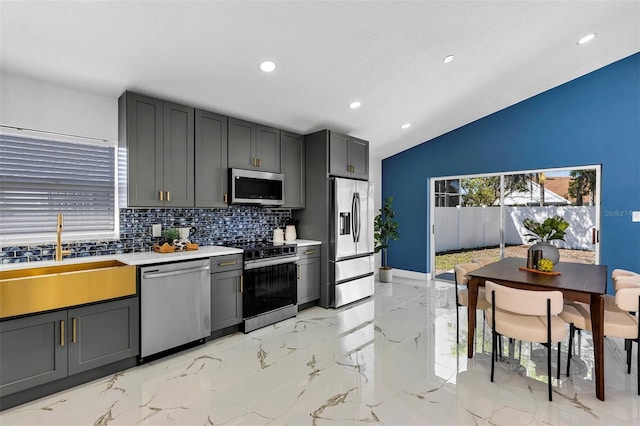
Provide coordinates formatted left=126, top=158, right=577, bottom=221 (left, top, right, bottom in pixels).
left=0, top=72, right=117, bottom=141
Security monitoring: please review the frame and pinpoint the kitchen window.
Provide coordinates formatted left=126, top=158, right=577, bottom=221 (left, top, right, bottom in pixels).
left=0, top=131, right=118, bottom=245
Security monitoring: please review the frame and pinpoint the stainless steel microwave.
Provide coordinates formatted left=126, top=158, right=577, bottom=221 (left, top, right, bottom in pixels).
left=229, top=168, right=285, bottom=206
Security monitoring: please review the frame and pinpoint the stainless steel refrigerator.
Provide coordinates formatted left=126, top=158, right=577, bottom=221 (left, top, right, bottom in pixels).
left=329, top=177, right=374, bottom=307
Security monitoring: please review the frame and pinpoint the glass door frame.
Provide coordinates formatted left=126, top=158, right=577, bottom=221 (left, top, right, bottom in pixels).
left=429, top=164, right=602, bottom=276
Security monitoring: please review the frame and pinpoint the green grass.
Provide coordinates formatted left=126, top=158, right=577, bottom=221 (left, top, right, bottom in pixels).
left=435, top=248, right=500, bottom=272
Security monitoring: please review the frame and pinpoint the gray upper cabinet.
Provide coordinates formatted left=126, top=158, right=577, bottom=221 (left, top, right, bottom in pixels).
left=280, top=131, right=305, bottom=208
left=119, top=91, right=194, bottom=207
left=195, top=109, right=228, bottom=207
left=329, top=131, right=369, bottom=180
left=228, top=117, right=281, bottom=173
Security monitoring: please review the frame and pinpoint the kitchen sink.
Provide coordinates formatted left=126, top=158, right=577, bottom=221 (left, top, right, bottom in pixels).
left=0, top=260, right=136, bottom=319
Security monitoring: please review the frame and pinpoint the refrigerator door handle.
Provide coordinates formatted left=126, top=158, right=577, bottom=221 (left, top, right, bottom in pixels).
left=351, top=193, right=358, bottom=243
left=355, top=193, right=362, bottom=243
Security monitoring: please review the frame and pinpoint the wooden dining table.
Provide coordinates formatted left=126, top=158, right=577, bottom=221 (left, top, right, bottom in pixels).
left=466, top=257, right=608, bottom=401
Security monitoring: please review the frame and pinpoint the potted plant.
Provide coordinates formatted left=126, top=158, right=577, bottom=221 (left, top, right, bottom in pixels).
left=522, top=215, right=569, bottom=265
left=162, top=228, right=180, bottom=246
left=374, top=197, right=400, bottom=282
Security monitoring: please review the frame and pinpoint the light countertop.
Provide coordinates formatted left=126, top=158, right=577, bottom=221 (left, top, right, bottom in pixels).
left=0, top=240, right=321, bottom=272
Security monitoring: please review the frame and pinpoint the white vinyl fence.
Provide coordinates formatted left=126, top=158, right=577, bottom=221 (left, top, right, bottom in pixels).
left=435, top=206, right=596, bottom=252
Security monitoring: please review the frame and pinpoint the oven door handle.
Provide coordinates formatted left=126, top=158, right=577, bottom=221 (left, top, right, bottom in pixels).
left=244, top=256, right=299, bottom=270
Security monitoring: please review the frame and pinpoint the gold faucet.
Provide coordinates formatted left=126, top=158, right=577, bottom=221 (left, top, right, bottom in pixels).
left=55, top=213, right=71, bottom=261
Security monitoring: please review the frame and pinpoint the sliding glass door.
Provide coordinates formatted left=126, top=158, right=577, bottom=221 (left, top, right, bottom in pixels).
left=431, top=165, right=600, bottom=279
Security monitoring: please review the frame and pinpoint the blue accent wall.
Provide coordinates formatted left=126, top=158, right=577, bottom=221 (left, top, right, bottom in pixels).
left=382, top=53, right=640, bottom=292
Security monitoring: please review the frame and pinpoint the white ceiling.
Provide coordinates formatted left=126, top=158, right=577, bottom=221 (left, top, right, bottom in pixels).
left=1, top=1, right=639, bottom=160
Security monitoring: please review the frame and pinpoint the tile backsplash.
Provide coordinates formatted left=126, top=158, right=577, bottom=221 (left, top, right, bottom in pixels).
left=0, top=206, right=291, bottom=264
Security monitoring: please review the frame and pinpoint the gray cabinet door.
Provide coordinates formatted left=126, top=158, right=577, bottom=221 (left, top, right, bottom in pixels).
left=67, top=298, right=139, bottom=376
left=256, top=125, right=281, bottom=173
left=195, top=109, right=228, bottom=207
left=228, top=118, right=255, bottom=170
left=297, top=245, right=321, bottom=305
left=0, top=311, right=67, bottom=396
left=328, top=131, right=369, bottom=179
left=211, top=269, right=243, bottom=331
left=163, top=101, right=195, bottom=207
left=349, top=137, right=369, bottom=180
left=123, top=92, right=165, bottom=207
left=281, top=131, right=305, bottom=208
left=329, top=132, right=350, bottom=177
left=120, top=92, right=195, bottom=207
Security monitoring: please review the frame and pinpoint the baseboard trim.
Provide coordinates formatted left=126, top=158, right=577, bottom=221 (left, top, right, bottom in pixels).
left=379, top=269, right=430, bottom=281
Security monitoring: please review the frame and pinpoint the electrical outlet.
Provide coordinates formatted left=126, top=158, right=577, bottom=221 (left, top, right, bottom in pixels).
left=152, top=224, right=162, bottom=237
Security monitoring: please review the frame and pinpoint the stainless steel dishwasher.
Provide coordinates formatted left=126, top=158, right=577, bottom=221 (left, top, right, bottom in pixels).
left=140, top=258, right=211, bottom=359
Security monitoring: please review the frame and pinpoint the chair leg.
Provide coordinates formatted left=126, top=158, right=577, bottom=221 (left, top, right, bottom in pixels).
left=627, top=339, right=633, bottom=375
left=546, top=298, right=552, bottom=402
left=491, top=328, right=496, bottom=382
left=456, top=304, right=460, bottom=346
left=556, top=341, right=561, bottom=380
left=491, top=290, right=496, bottom=383
left=566, top=323, right=574, bottom=377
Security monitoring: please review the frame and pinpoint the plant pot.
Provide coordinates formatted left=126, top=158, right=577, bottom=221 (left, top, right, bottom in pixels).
left=379, top=267, right=393, bottom=283
left=530, top=242, right=560, bottom=265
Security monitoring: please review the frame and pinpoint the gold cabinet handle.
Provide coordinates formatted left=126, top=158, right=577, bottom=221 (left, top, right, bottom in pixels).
left=240, top=276, right=243, bottom=293
left=223, top=193, right=228, bottom=203
left=218, top=260, right=237, bottom=267
left=257, top=158, right=261, bottom=167
left=60, top=320, right=65, bottom=347
left=252, top=158, right=256, bottom=167
left=297, top=265, right=300, bottom=280
left=72, top=317, right=77, bottom=343
left=166, top=191, right=170, bottom=202
left=303, top=250, right=317, bottom=255
left=159, top=191, right=164, bottom=201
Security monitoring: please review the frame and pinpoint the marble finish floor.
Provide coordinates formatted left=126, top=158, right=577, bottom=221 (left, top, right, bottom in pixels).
left=1, top=276, right=638, bottom=425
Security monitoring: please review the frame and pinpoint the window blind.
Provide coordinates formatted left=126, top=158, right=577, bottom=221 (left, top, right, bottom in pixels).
left=0, top=133, right=117, bottom=243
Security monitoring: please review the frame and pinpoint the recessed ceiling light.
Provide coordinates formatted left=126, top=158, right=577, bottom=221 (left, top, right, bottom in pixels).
left=401, top=123, right=411, bottom=129
left=259, top=60, right=276, bottom=72
left=443, top=55, right=454, bottom=64
left=577, top=33, right=596, bottom=45
left=349, top=101, right=361, bottom=109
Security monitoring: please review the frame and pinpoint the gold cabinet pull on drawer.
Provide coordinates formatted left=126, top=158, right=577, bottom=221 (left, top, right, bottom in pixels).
left=240, top=276, right=243, bottom=293
left=72, top=317, right=77, bottom=343
left=303, top=250, right=317, bottom=255
left=218, top=260, right=237, bottom=267
left=159, top=191, right=164, bottom=201
left=166, top=191, right=171, bottom=202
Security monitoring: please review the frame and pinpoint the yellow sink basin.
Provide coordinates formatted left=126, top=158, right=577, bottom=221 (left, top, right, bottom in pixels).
left=0, top=260, right=136, bottom=319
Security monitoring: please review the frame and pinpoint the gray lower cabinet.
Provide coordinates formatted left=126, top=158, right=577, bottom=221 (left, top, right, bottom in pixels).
left=0, top=297, right=139, bottom=398
left=329, top=131, right=369, bottom=180
left=0, top=310, right=67, bottom=396
left=297, top=245, right=321, bottom=305
left=228, top=117, right=281, bottom=173
left=67, top=298, right=139, bottom=376
left=195, top=109, right=228, bottom=207
left=211, top=254, right=243, bottom=331
left=281, top=131, right=305, bottom=208
left=119, top=91, right=195, bottom=207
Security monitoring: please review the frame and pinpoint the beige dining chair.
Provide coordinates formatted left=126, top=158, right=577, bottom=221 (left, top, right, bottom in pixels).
left=560, top=287, right=640, bottom=394
left=454, top=262, right=490, bottom=345
left=484, top=281, right=567, bottom=401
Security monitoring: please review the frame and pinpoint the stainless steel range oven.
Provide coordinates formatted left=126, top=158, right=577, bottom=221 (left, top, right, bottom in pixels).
left=238, top=242, right=298, bottom=333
